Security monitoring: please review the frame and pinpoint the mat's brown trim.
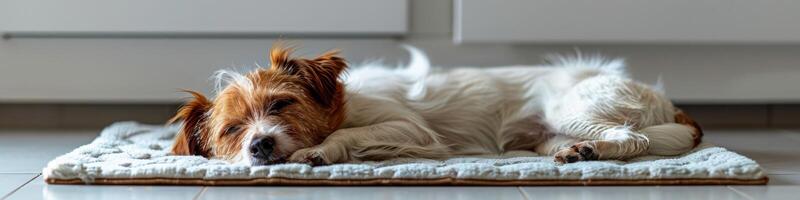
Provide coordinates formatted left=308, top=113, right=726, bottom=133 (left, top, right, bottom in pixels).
left=46, top=177, right=769, bottom=186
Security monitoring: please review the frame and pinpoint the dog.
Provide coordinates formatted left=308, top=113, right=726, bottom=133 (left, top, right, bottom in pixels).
left=169, top=44, right=702, bottom=166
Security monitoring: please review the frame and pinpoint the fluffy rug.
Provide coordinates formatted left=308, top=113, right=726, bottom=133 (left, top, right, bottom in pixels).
left=44, top=122, right=767, bottom=185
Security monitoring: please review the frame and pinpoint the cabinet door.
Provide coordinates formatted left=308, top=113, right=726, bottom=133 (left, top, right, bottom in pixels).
left=455, top=0, right=800, bottom=43
left=0, top=0, right=407, bottom=35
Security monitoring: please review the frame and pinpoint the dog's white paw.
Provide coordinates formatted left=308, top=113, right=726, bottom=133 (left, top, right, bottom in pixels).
left=288, top=147, right=330, bottom=166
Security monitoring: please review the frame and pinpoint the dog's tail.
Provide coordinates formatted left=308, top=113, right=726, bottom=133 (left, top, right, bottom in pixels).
left=545, top=52, right=628, bottom=78
left=401, top=45, right=432, bottom=100
left=640, top=109, right=703, bottom=156
left=401, top=44, right=431, bottom=79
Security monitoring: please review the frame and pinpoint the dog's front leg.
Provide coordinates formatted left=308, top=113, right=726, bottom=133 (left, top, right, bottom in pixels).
left=288, top=120, right=446, bottom=165
left=288, top=138, right=350, bottom=166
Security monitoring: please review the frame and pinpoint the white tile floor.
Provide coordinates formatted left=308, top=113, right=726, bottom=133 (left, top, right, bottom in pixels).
left=1, top=129, right=798, bottom=200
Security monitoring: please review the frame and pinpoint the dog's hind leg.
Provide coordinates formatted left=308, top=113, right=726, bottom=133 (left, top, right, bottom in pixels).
left=542, top=75, right=696, bottom=163
left=550, top=126, right=650, bottom=163
left=533, top=128, right=648, bottom=163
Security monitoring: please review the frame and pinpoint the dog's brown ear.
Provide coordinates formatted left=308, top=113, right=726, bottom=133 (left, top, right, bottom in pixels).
left=269, top=44, right=298, bottom=74
left=169, top=90, right=212, bottom=157
left=299, top=50, right=347, bottom=106
left=269, top=45, right=347, bottom=106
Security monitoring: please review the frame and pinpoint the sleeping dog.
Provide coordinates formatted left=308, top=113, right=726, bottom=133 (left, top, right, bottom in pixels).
left=169, top=44, right=702, bottom=166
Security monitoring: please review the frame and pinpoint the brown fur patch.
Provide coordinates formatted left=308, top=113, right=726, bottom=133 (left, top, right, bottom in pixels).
left=674, top=109, right=704, bottom=147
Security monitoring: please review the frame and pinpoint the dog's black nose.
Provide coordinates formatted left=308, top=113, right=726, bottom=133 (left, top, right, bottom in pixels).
left=249, top=137, right=274, bottom=158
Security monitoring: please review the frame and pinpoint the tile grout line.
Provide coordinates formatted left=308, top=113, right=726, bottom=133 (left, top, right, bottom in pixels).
left=192, top=186, right=209, bottom=200
left=0, top=173, right=41, bottom=200
left=516, top=187, right=531, bottom=200
left=726, top=186, right=755, bottom=200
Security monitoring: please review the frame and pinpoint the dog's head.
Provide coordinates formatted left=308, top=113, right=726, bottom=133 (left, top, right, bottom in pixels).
left=169, top=45, right=347, bottom=165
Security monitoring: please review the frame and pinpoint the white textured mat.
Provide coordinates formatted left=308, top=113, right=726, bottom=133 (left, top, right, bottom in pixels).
left=44, top=122, right=767, bottom=185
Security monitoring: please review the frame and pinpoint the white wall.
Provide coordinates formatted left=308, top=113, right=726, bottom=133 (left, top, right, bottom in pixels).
left=1, top=0, right=800, bottom=103
left=0, top=0, right=407, bottom=34
left=455, top=0, right=800, bottom=43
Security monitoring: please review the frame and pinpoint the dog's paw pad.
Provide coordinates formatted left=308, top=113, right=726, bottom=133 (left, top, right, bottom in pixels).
left=553, top=142, right=598, bottom=164
left=575, top=143, right=598, bottom=161
left=288, top=148, right=330, bottom=166
left=308, top=154, right=328, bottom=166
left=554, top=148, right=581, bottom=164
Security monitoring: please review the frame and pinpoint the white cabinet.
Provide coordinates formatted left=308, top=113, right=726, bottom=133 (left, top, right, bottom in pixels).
left=455, top=0, right=800, bottom=43
left=0, top=0, right=407, bottom=35
left=0, top=0, right=407, bottom=102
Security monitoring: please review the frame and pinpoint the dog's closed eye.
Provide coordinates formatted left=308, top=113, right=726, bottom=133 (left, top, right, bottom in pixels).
left=222, top=125, right=242, bottom=136
left=268, top=99, right=295, bottom=115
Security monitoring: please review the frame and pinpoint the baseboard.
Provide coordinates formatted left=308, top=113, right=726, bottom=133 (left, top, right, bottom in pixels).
left=678, top=104, right=800, bottom=129
left=0, top=103, right=180, bottom=129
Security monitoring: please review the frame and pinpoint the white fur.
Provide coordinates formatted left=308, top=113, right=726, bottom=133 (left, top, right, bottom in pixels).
left=299, top=46, right=698, bottom=163
left=236, top=119, right=299, bottom=165
left=641, top=123, right=696, bottom=155
left=213, top=69, right=254, bottom=95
